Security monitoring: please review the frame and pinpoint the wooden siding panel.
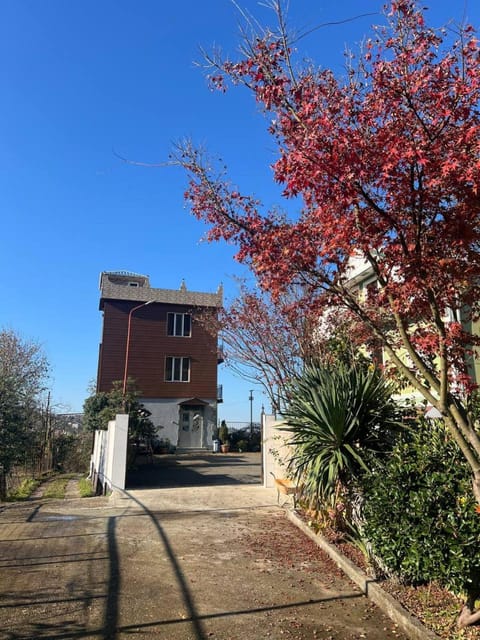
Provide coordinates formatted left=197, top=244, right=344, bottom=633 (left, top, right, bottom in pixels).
left=98, top=300, right=218, bottom=399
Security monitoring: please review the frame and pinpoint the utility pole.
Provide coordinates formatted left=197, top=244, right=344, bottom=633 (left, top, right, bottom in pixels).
left=42, top=392, right=53, bottom=474
left=249, top=389, right=254, bottom=437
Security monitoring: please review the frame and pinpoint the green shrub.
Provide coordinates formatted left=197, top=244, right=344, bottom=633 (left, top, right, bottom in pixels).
left=363, top=419, right=480, bottom=596
left=8, top=478, right=39, bottom=501
left=54, top=432, right=92, bottom=472
left=236, top=439, right=249, bottom=452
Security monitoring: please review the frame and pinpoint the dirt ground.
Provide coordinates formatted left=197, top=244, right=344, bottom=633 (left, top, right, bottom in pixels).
left=0, top=454, right=409, bottom=640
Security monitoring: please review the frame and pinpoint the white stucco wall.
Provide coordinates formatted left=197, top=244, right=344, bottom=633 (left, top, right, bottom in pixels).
left=106, top=414, right=128, bottom=490
left=91, top=413, right=129, bottom=492
left=141, top=398, right=217, bottom=449
left=262, top=414, right=293, bottom=488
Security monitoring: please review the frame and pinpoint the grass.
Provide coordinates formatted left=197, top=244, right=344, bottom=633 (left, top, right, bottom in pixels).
left=6, top=473, right=96, bottom=501
left=42, top=477, right=70, bottom=499
left=7, top=478, right=40, bottom=501
left=78, top=477, right=95, bottom=497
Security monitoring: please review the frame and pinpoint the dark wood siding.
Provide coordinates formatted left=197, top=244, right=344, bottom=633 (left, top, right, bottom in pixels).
left=97, top=300, right=218, bottom=399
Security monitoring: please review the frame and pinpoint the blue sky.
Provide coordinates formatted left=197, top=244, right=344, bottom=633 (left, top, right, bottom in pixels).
left=1, top=0, right=478, bottom=422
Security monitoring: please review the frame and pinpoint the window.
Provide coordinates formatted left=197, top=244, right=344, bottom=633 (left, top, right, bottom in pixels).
left=181, top=410, right=190, bottom=431
left=167, top=312, right=191, bottom=337
left=365, top=280, right=378, bottom=298
left=361, top=276, right=377, bottom=297
left=165, top=356, right=190, bottom=382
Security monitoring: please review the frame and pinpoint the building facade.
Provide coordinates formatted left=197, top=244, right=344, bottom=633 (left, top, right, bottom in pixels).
left=97, top=271, right=223, bottom=450
left=344, top=254, right=480, bottom=406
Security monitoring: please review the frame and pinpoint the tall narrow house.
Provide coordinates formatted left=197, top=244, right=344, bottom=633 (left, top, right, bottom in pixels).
left=97, top=271, right=223, bottom=449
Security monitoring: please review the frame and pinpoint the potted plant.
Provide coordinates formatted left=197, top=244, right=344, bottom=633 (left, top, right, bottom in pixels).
left=219, top=420, right=230, bottom=453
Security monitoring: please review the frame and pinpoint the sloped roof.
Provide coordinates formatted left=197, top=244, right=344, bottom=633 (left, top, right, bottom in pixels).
left=178, top=398, right=209, bottom=406
left=99, top=271, right=223, bottom=308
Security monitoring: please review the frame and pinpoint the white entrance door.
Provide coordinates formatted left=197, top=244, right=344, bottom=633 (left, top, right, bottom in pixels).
left=177, top=408, right=203, bottom=449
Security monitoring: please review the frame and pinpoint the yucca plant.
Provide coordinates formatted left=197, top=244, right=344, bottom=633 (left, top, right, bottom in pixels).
left=282, top=362, right=401, bottom=514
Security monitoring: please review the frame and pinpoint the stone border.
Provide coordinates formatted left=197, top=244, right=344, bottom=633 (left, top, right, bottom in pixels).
left=285, top=508, right=440, bottom=640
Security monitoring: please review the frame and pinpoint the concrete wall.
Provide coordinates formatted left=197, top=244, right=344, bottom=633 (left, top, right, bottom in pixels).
left=90, top=414, right=129, bottom=493
left=262, top=414, right=293, bottom=488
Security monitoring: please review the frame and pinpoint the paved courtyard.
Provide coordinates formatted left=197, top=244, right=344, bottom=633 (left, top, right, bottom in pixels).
left=0, top=454, right=408, bottom=640
left=126, top=451, right=263, bottom=489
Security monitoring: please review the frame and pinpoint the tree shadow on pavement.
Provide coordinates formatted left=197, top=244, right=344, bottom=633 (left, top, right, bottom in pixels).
left=117, top=489, right=364, bottom=640
left=126, top=452, right=262, bottom=489
left=124, top=489, right=208, bottom=639
left=0, top=494, right=367, bottom=640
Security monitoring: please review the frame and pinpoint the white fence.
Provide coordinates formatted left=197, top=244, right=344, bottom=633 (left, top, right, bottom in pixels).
left=90, top=414, right=129, bottom=493
left=89, top=412, right=290, bottom=493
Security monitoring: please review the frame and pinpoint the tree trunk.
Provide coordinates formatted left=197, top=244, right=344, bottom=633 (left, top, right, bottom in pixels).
left=458, top=590, right=480, bottom=628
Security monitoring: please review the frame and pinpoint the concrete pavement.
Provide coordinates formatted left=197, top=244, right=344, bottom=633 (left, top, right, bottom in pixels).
left=0, top=453, right=409, bottom=640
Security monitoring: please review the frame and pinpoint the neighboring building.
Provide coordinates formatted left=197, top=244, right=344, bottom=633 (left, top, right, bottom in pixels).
left=55, top=413, right=84, bottom=434
left=97, top=271, right=223, bottom=450
left=344, top=253, right=479, bottom=404
left=344, top=254, right=423, bottom=405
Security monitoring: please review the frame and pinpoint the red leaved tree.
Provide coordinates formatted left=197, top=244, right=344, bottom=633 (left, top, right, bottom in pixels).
left=176, top=2, right=480, bottom=601
left=177, top=0, right=480, bottom=508
left=207, top=283, right=325, bottom=414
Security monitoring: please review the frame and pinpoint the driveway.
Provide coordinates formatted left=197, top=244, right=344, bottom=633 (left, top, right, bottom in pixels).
left=126, top=451, right=263, bottom=489
left=0, top=457, right=408, bottom=640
